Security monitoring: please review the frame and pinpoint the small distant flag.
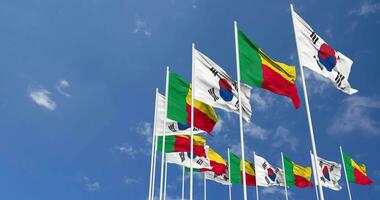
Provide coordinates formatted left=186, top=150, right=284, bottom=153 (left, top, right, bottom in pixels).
left=157, top=135, right=207, bottom=157
left=166, top=151, right=211, bottom=169
left=193, top=48, right=252, bottom=122
left=283, top=155, right=312, bottom=188
left=310, top=153, right=342, bottom=191
left=254, top=154, right=285, bottom=187
left=229, top=152, right=256, bottom=186
left=291, top=9, right=357, bottom=95
left=342, top=152, right=373, bottom=185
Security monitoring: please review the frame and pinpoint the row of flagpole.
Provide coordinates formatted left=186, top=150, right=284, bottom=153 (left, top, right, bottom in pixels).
left=147, top=4, right=362, bottom=200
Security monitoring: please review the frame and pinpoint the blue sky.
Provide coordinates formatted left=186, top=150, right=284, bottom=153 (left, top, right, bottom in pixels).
left=0, top=0, right=379, bottom=199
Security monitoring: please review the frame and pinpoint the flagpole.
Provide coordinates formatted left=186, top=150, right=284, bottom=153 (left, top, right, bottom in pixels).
left=234, top=20, right=248, bottom=200
left=253, top=152, right=259, bottom=200
left=190, top=43, right=195, bottom=200
left=148, top=88, right=159, bottom=200
left=204, top=173, right=207, bottom=200
left=228, top=148, right=232, bottom=200
left=340, top=146, right=353, bottom=200
left=310, top=151, right=320, bottom=200
left=290, top=4, right=324, bottom=200
left=182, top=166, right=185, bottom=200
left=159, top=66, right=170, bottom=200
left=281, top=152, right=289, bottom=200
left=163, top=154, right=168, bottom=200
left=152, top=127, right=159, bottom=200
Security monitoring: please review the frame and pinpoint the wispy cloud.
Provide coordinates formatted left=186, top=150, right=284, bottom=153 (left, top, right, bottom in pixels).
left=349, top=1, right=380, bottom=16
left=328, top=96, right=380, bottom=136
left=213, top=118, right=224, bottom=135
left=244, top=122, right=269, bottom=140
left=251, top=90, right=275, bottom=111
left=271, top=126, right=298, bottom=151
left=29, top=88, right=56, bottom=111
left=124, top=176, right=141, bottom=184
left=83, top=176, right=100, bottom=191
left=261, top=187, right=292, bottom=198
left=324, top=28, right=334, bottom=40
left=56, top=79, right=71, bottom=97
left=114, top=143, right=138, bottom=158
left=191, top=0, right=198, bottom=9
left=133, top=19, right=152, bottom=37
left=302, top=68, right=330, bottom=95
left=136, top=122, right=153, bottom=143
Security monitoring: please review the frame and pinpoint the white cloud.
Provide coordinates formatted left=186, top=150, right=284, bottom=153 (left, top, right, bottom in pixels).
left=350, top=1, right=380, bottom=16
left=124, top=177, right=141, bottom=184
left=328, top=96, right=380, bottom=135
left=56, top=79, right=71, bottom=97
left=244, top=122, right=269, bottom=140
left=136, top=122, right=153, bottom=143
left=115, top=143, right=138, bottom=158
left=261, top=187, right=292, bottom=198
left=133, top=19, right=152, bottom=37
left=83, top=176, right=100, bottom=191
left=302, top=68, right=330, bottom=95
left=213, top=119, right=224, bottom=135
left=29, top=88, right=56, bottom=111
left=251, top=90, right=275, bottom=111
left=271, top=126, right=298, bottom=151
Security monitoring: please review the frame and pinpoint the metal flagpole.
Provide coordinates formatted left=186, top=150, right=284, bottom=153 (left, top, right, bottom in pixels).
left=159, top=67, right=170, bottom=200
left=340, top=146, right=353, bottom=200
left=190, top=43, right=195, bottom=200
left=148, top=89, right=159, bottom=200
left=163, top=154, right=168, bottom=200
left=152, top=122, right=159, bottom=200
left=182, top=166, right=185, bottom=200
left=310, top=151, right=320, bottom=200
left=204, top=173, right=207, bottom=200
left=228, top=148, right=232, bottom=200
left=281, top=152, right=289, bottom=200
left=233, top=20, right=248, bottom=200
left=290, top=4, right=324, bottom=200
left=253, top=152, right=259, bottom=200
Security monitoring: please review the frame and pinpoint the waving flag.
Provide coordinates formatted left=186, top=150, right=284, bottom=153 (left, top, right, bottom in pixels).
left=254, top=154, right=285, bottom=187
left=168, top=72, right=218, bottom=133
left=155, top=92, right=203, bottom=136
left=237, top=29, right=301, bottom=108
left=291, top=9, right=357, bottom=94
left=229, top=152, right=256, bottom=186
left=193, top=48, right=252, bottom=121
left=166, top=151, right=211, bottom=169
left=283, top=155, right=312, bottom=188
left=157, top=135, right=206, bottom=157
left=342, top=152, right=373, bottom=185
left=310, top=153, right=342, bottom=191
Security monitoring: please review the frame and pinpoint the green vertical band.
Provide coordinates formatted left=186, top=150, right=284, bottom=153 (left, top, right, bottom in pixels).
left=343, top=152, right=355, bottom=182
left=283, top=155, right=295, bottom=186
left=229, top=152, right=242, bottom=184
left=167, top=72, right=190, bottom=124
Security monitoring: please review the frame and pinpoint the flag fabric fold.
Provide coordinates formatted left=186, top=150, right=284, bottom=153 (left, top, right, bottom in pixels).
left=291, top=9, right=357, bottom=95
left=229, top=152, right=256, bottom=186
left=167, top=72, right=219, bottom=133
left=193, top=48, right=252, bottom=122
left=254, top=154, right=285, bottom=187
left=237, top=29, right=301, bottom=108
left=157, top=135, right=206, bottom=157
left=311, top=153, right=342, bottom=191
left=166, top=151, right=211, bottom=169
left=283, top=155, right=312, bottom=188
left=342, top=152, right=373, bottom=185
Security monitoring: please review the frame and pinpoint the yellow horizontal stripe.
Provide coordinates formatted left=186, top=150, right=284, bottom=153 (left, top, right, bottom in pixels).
left=293, top=163, right=311, bottom=181
left=351, top=159, right=367, bottom=176
left=208, top=148, right=226, bottom=165
left=186, top=84, right=218, bottom=122
left=259, top=49, right=296, bottom=83
left=176, top=135, right=206, bottom=146
left=241, top=160, right=255, bottom=176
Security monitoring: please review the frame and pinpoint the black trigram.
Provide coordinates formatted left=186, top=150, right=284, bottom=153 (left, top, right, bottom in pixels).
left=209, top=67, right=219, bottom=76
left=234, top=100, right=240, bottom=110
left=179, top=152, right=186, bottom=162
left=265, top=176, right=271, bottom=184
left=168, top=124, right=177, bottom=132
left=310, top=32, right=319, bottom=44
left=262, top=162, right=267, bottom=170
left=196, top=159, right=204, bottom=165
left=335, top=72, right=345, bottom=88
left=208, top=88, right=219, bottom=102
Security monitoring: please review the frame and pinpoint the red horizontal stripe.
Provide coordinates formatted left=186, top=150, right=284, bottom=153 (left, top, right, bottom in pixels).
left=354, top=168, right=373, bottom=185
left=261, top=64, right=300, bottom=109
left=173, top=136, right=206, bottom=157
left=240, top=172, right=256, bottom=186
left=209, top=161, right=227, bottom=175
left=294, top=174, right=312, bottom=188
left=186, top=105, right=216, bottom=133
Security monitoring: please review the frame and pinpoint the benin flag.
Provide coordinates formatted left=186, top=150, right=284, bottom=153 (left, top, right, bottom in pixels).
left=157, top=135, right=206, bottom=157
left=229, top=152, right=256, bottom=186
left=168, top=72, right=218, bottom=133
left=342, top=152, right=373, bottom=185
left=283, top=156, right=312, bottom=188
left=237, top=29, right=300, bottom=109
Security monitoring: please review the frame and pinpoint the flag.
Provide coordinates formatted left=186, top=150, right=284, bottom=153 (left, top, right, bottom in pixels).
left=166, top=152, right=211, bottom=169
left=155, top=92, right=203, bottom=135
left=310, top=153, right=342, bottom=191
left=157, top=135, right=206, bottom=157
left=237, top=29, right=301, bottom=108
left=205, top=171, right=230, bottom=185
left=254, top=154, right=285, bottom=187
left=168, top=72, right=219, bottom=133
left=229, top=152, right=256, bottom=186
left=342, top=152, right=373, bottom=185
left=283, top=155, right=312, bottom=188
left=185, top=147, right=227, bottom=175
left=193, top=48, right=252, bottom=121
left=291, top=9, right=357, bottom=95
